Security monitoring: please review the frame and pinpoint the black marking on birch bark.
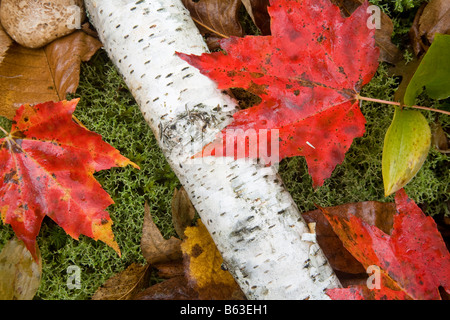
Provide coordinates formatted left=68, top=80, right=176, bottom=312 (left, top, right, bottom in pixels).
left=303, top=259, right=311, bottom=268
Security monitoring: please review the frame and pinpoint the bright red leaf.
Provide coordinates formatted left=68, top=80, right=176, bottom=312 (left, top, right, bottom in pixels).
left=321, top=189, right=450, bottom=300
left=178, top=0, right=379, bottom=187
left=0, top=99, right=138, bottom=259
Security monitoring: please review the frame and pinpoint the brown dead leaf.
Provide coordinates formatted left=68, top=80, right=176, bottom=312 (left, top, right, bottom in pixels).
left=390, top=55, right=422, bottom=103
left=134, top=276, right=199, bottom=300
left=241, top=0, right=271, bottom=35
left=303, top=201, right=396, bottom=274
left=431, top=120, right=449, bottom=153
left=375, top=11, right=403, bottom=64
left=140, top=202, right=182, bottom=265
left=303, top=209, right=365, bottom=274
left=409, top=3, right=428, bottom=56
left=0, top=43, right=58, bottom=119
left=410, top=0, right=450, bottom=56
left=44, top=30, right=103, bottom=100
left=181, top=0, right=244, bottom=50
left=154, top=259, right=185, bottom=279
left=171, top=187, right=196, bottom=239
left=418, top=0, right=450, bottom=46
left=0, top=30, right=101, bottom=119
left=92, top=263, right=150, bottom=300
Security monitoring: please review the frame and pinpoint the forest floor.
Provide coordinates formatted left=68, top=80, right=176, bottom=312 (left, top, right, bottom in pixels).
left=0, top=0, right=448, bottom=299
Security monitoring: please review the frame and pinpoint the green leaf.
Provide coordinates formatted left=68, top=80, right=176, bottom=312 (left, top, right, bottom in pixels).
left=404, top=33, right=450, bottom=106
left=382, top=107, right=431, bottom=196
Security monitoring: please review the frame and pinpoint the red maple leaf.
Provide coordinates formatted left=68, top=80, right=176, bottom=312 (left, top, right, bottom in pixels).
left=178, top=0, right=379, bottom=187
left=321, top=189, right=450, bottom=300
left=0, top=99, right=138, bottom=259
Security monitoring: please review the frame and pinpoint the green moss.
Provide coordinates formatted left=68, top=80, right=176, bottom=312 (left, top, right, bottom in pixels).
left=369, top=0, right=424, bottom=13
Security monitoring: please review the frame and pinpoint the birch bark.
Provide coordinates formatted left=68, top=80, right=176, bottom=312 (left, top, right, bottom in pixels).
left=85, top=0, right=341, bottom=299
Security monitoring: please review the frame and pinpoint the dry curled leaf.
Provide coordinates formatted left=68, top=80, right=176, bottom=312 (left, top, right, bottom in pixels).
left=410, top=0, right=450, bottom=56
left=181, top=0, right=243, bottom=50
left=431, top=120, right=449, bottom=153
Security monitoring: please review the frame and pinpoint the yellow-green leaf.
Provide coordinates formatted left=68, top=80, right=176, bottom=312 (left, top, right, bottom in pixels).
left=382, top=107, right=431, bottom=196
left=404, top=33, right=450, bottom=106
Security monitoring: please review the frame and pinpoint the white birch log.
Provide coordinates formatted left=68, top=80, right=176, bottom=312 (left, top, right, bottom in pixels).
left=84, top=0, right=341, bottom=299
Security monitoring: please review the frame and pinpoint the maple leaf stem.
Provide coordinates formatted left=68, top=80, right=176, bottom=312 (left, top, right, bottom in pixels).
left=356, top=95, right=450, bottom=116
left=191, top=17, right=230, bottom=39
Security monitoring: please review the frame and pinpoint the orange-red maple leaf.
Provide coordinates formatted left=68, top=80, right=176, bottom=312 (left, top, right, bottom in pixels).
left=178, top=0, right=379, bottom=187
left=322, top=189, right=450, bottom=300
left=0, top=99, right=138, bottom=259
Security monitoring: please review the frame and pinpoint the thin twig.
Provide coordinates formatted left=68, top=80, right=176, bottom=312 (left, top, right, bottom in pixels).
left=356, top=95, right=450, bottom=116
left=0, top=125, right=8, bottom=136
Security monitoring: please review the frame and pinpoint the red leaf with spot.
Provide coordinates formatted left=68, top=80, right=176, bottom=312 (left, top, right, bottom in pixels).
left=178, top=0, right=379, bottom=187
left=0, top=99, right=138, bottom=259
left=321, top=189, right=450, bottom=300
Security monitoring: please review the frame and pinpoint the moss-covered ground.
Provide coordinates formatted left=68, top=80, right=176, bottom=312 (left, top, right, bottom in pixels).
left=0, top=0, right=448, bottom=299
